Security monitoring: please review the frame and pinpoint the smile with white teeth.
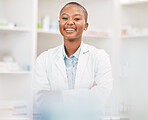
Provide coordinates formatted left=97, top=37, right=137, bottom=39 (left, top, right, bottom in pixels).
left=65, top=28, right=75, bottom=31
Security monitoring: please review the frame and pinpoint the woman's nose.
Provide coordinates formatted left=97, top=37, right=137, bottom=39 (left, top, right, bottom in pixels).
left=67, top=19, right=74, bottom=25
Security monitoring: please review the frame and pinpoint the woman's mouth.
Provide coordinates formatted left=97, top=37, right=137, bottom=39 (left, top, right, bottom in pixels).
left=65, top=28, right=75, bottom=31
left=64, top=28, right=76, bottom=33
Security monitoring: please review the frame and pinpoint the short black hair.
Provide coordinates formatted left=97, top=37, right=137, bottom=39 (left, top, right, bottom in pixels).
left=60, top=2, right=88, bottom=22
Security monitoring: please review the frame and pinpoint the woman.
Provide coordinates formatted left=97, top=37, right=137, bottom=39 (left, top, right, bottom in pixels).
left=34, top=2, right=113, bottom=119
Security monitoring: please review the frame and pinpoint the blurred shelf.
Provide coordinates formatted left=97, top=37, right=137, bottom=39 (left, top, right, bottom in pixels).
left=38, top=29, right=111, bottom=39
left=83, top=33, right=111, bottom=39
left=102, top=116, right=130, bottom=120
left=0, top=117, right=30, bottom=120
left=37, top=29, right=60, bottom=35
left=121, top=0, right=148, bottom=6
left=0, top=71, right=31, bottom=74
left=121, top=34, right=148, bottom=38
left=0, top=26, right=31, bottom=32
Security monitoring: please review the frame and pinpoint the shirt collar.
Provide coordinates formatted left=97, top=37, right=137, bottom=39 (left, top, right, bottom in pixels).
left=63, top=43, right=81, bottom=59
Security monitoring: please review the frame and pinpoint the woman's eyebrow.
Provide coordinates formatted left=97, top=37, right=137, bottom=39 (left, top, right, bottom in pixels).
left=61, top=13, right=68, bottom=16
left=61, top=13, right=82, bottom=17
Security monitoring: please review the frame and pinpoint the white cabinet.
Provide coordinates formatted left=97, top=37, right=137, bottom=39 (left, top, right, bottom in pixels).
left=0, top=0, right=36, bottom=73
left=0, top=0, right=37, bottom=119
left=118, top=1, right=148, bottom=120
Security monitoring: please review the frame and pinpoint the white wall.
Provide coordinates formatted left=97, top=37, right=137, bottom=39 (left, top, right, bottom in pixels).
left=0, top=0, right=4, bottom=19
left=5, top=0, right=33, bottom=27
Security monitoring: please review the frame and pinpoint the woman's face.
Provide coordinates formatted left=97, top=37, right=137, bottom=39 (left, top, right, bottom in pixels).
left=59, top=4, right=88, bottom=41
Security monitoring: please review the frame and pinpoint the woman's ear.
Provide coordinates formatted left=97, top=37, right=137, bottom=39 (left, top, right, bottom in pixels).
left=84, top=23, right=88, bottom=31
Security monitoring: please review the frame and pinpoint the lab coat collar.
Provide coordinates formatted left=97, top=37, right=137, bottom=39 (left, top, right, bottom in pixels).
left=62, top=43, right=81, bottom=60
left=75, top=42, right=89, bottom=88
left=56, top=41, right=88, bottom=58
left=55, top=45, right=67, bottom=87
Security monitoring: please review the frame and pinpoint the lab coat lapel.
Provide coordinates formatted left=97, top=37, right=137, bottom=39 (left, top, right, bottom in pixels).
left=55, top=46, right=67, bottom=81
left=75, top=42, right=89, bottom=88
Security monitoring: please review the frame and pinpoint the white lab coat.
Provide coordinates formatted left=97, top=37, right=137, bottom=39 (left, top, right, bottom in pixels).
left=33, top=42, right=113, bottom=106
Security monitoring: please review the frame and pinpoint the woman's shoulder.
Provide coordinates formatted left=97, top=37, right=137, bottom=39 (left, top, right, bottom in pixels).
left=36, top=45, right=62, bottom=61
left=84, top=43, right=109, bottom=57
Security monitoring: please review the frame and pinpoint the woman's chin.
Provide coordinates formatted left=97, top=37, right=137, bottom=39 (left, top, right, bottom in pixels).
left=64, top=37, right=77, bottom=42
left=63, top=35, right=82, bottom=42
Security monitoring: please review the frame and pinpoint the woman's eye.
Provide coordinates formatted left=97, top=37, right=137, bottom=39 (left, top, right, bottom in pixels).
left=74, top=18, right=80, bottom=20
left=62, top=17, right=68, bottom=20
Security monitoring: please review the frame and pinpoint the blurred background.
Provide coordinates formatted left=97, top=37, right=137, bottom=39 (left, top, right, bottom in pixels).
left=0, top=0, right=148, bottom=120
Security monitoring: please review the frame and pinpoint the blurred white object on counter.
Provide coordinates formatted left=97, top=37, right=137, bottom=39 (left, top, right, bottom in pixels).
left=0, top=56, right=31, bottom=72
left=42, top=15, right=50, bottom=30
left=0, top=62, right=20, bottom=72
left=2, top=56, right=14, bottom=62
left=121, top=24, right=148, bottom=36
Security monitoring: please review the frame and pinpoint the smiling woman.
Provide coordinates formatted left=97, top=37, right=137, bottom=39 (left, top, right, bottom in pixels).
left=34, top=2, right=113, bottom=120
left=59, top=3, right=88, bottom=57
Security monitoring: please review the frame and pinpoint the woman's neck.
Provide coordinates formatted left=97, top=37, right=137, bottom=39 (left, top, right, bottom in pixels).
left=64, top=39, right=81, bottom=57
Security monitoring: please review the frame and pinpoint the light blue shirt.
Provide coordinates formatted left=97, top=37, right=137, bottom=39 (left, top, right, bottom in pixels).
left=63, top=45, right=81, bottom=89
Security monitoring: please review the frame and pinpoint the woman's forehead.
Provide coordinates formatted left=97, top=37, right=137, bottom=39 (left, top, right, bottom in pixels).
left=61, top=13, right=82, bottom=17
left=61, top=4, right=85, bottom=16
